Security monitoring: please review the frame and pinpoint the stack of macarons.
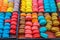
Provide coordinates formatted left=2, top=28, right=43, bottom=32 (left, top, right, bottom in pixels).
left=38, top=0, right=44, bottom=12
left=0, top=0, right=20, bottom=12
left=26, top=0, right=32, bottom=12
left=7, top=0, right=14, bottom=12
left=3, top=12, right=11, bottom=38
left=51, top=13, right=60, bottom=37
left=56, top=0, right=60, bottom=11
left=0, top=12, right=4, bottom=38
left=25, top=13, right=32, bottom=38
left=45, top=13, right=52, bottom=30
left=18, top=13, right=26, bottom=38
left=14, top=0, right=20, bottom=11
left=38, top=13, right=47, bottom=26
left=44, top=0, right=57, bottom=12
left=49, top=0, right=57, bottom=12
left=10, top=12, right=18, bottom=35
left=20, top=0, right=26, bottom=12
left=38, top=13, right=48, bottom=38
left=32, top=13, right=40, bottom=38
left=32, top=0, right=38, bottom=12
left=44, top=0, right=50, bottom=12
left=1, top=0, right=8, bottom=12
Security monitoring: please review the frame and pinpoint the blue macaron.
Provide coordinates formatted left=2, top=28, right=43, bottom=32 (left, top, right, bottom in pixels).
left=4, top=26, right=10, bottom=30
left=40, top=27, right=47, bottom=33
left=0, top=12, right=4, bottom=16
left=38, top=16, right=45, bottom=21
left=45, top=9, right=50, bottom=12
left=39, top=19, right=47, bottom=25
left=5, top=16, right=11, bottom=20
left=5, top=23, right=10, bottom=26
left=40, top=33, right=48, bottom=38
left=0, top=19, right=4, bottom=23
left=3, top=30, right=10, bottom=34
left=0, top=30, right=3, bottom=34
left=0, top=34, right=2, bottom=38
left=2, top=33, right=9, bottom=38
left=0, top=25, right=3, bottom=29
left=6, top=12, right=12, bottom=16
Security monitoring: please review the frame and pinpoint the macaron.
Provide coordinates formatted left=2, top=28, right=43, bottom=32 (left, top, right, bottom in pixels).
left=52, top=13, right=58, bottom=16
left=10, top=29, right=16, bottom=35
left=53, top=20, right=59, bottom=26
left=5, top=20, right=10, bottom=22
left=5, top=16, right=10, bottom=19
left=0, top=25, right=3, bottom=29
left=51, top=27, right=59, bottom=33
left=33, top=30, right=39, bottom=34
left=39, top=19, right=47, bottom=25
left=11, top=18, right=17, bottom=22
left=33, top=34, right=40, bottom=38
left=26, top=21, right=32, bottom=26
left=20, top=20, right=25, bottom=25
left=5, top=23, right=10, bottom=26
left=32, top=19, right=38, bottom=23
left=25, top=34, right=32, bottom=38
left=0, top=19, right=4, bottom=23
left=25, top=30, right=32, bottom=34
left=46, top=24, right=52, bottom=30
left=13, top=12, right=18, bottom=16
left=52, top=16, right=57, bottom=20
left=33, top=22, right=40, bottom=27
left=18, top=29, right=25, bottom=34
left=20, top=13, right=26, bottom=17
left=11, top=21, right=17, bottom=25
left=11, top=25, right=16, bottom=30
left=5, top=12, right=12, bottom=16
left=40, top=33, right=48, bottom=38
left=38, top=13, right=43, bottom=16
left=40, top=27, right=47, bottom=33
left=12, top=15, right=18, bottom=19
left=4, top=26, right=10, bottom=30
left=55, top=32, right=60, bottom=37
left=32, top=26, right=38, bottom=31
left=38, top=16, right=45, bottom=21
left=25, top=26, right=31, bottom=30
left=0, top=30, right=3, bottom=33
left=19, top=25, right=25, bottom=29
left=26, top=16, right=32, bottom=21
left=3, top=30, right=10, bottom=33
left=2, top=33, right=9, bottom=38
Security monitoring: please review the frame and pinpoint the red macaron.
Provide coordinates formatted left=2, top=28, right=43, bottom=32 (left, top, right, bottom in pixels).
left=11, top=18, right=17, bottom=22
left=12, top=15, right=18, bottom=19
left=33, top=22, right=40, bottom=27
left=10, top=21, right=17, bottom=25
left=25, top=26, right=31, bottom=30
left=33, top=34, right=40, bottom=38
left=25, top=34, right=32, bottom=38
left=11, top=25, right=16, bottom=30
left=32, top=26, right=38, bottom=31
left=26, top=16, right=32, bottom=21
left=25, top=30, right=32, bottom=34
left=5, top=20, right=10, bottom=22
left=26, top=21, right=32, bottom=26
left=10, top=29, right=16, bottom=35
left=32, top=30, right=39, bottom=34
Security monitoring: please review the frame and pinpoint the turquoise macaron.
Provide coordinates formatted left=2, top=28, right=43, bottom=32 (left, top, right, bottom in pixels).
left=40, top=27, right=47, bottom=33
left=2, top=33, right=9, bottom=38
left=40, top=33, right=48, bottom=38
left=38, top=16, right=45, bottom=21
left=39, top=19, right=47, bottom=25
